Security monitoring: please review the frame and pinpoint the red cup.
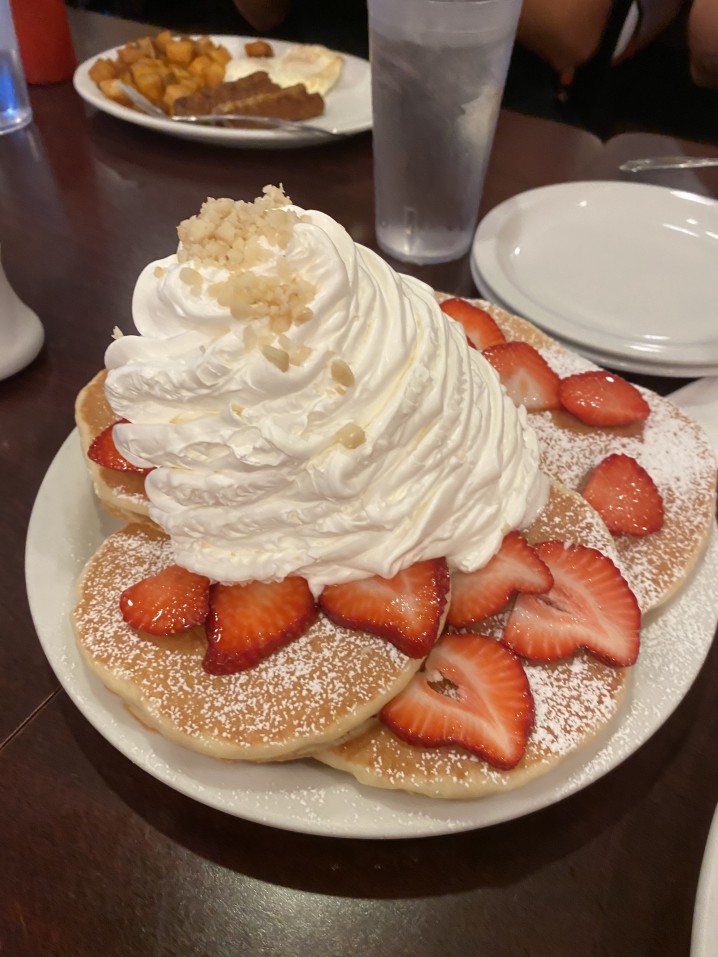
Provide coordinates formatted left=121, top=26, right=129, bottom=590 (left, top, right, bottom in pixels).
left=10, top=0, right=77, bottom=85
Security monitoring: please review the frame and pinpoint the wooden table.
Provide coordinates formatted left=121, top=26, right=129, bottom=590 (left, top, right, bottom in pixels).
left=1, top=10, right=717, bottom=955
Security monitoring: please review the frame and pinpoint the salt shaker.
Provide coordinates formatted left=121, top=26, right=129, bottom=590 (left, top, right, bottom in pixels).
left=0, top=244, right=44, bottom=380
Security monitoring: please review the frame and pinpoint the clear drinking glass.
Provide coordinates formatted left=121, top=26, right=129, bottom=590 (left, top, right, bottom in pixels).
left=368, top=0, right=521, bottom=264
left=0, top=0, right=32, bottom=135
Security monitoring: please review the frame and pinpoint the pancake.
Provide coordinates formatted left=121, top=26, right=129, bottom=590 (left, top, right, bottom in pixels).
left=75, top=371, right=153, bottom=525
left=72, top=522, right=426, bottom=761
left=315, top=482, right=631, bottom=799
left=77, top=305, right=717, bottom=612
left=437, top=296, right=717, bottom=612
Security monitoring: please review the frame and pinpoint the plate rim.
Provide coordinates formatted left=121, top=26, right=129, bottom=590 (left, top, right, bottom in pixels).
left=470, top=254, right=718, bottom=378
left=72, top=34, right=372, bottom=149
left=24, top=429, right=718, bottom=839
left=471, top=181, right=718, bottom=368
left=692, top=801, right=718, bottom=957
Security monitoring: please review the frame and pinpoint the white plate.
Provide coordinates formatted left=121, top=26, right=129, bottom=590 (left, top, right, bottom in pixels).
left=693, top=802, right=718, bottom=957
left=471, top=182, right=718, bottom=373
left=73, top=36, right=371, bottom=149
left=471, top=256, right=718, bottom=378
left=25, top=431, right=718, bottom=838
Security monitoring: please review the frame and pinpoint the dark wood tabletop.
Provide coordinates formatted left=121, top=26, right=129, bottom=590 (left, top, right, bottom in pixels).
left=1, top=10, right=717, bottom=956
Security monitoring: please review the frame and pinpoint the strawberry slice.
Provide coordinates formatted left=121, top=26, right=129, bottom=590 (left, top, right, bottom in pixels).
left=482, top=340, right=561, bottom=412
left=120, top=564, right=211, bottom=636
left=559, top=370, right=650, bottom=426
left=439, top=298, right=506, bottom=350
left=582, top=453, right=664, bottom=536
left=448, top=531, right=553, bottom=628
left=318, top=558, right=450, bottom=658
left=503, top=541, right=640, bottom=667
left=203, top=576, right=316, bottom=674
left=88, top=420, right=154, bottom=474
left=380, top=633, right=534, bottom=769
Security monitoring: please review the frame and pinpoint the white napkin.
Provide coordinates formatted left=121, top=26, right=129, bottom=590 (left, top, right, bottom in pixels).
left=669, top=377, right=718, bottom=458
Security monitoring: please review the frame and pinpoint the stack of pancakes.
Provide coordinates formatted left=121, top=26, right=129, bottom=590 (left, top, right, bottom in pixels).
left=72, top=303, right=717, bottom=799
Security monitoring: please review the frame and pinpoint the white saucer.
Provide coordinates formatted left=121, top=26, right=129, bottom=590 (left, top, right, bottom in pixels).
left=471, top=182, right=718, bottom=375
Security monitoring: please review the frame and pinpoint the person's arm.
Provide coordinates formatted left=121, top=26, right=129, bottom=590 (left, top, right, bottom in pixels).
left=517, top=0, right=683, bottom=73
left=230, top=0, right=292, bottom=33
left=688, top=0, right=718, bottom=88
left=517, top=0, right=615, bottom=73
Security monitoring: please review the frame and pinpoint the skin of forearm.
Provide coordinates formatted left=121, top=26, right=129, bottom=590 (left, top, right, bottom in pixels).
left=230, top=0, right=292, bottom=32
left=688, top=0, right=718, bottom=88
left=517, top=0, right=614, bottom=72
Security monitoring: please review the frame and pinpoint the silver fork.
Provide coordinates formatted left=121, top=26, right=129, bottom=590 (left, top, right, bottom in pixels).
left=116, top=81, right=340, bottom=137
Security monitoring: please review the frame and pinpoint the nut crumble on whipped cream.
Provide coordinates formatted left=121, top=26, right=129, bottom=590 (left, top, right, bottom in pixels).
left=103, top=186, right=548, bottom=594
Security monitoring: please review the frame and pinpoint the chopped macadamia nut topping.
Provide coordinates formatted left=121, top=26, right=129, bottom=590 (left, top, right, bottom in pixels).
left=330, top=358, right=354, bottom=388
left=335, top=423, right=365, bottom=449
left=176, top=186, right=316, bottom=331
left=262, top=344, right=290, bottom=372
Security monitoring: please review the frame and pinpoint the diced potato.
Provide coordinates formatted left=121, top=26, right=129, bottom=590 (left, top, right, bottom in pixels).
left=187, top=54, right=212, bottom=79
left=195, top=36, right=219, bottom=56
left=163, top=80, right=199, bottom=111
left=91, top=31, right=232, bottom=113
left=117, top=44, right=148, bottom=66
left=98, top=78, right=132, bottom=107
left=135, top=36, right=157, bottom=58
left=245, top=39, right=274, bottom=58
left=165, top=39, right=194, bottom=66
left=154, top=30, right=174, bottom=53
left=209, top=45, right=231, bottom=66
left=129, top=57, right=162, bottom=79
left=134, top=71, right=165, bottom=104
left=204, top=61, right=225, bottom=88
left=88, top=57, right=116, bottom=84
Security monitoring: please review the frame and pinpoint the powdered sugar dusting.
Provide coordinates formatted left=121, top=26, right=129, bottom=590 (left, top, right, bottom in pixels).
left=319, top=652, right=626, bottom=799
left=73, top=524, right=417, bottom=760
left=473, top=300, right=717, bottom=611
left=531, top=344, right=716, bottom=610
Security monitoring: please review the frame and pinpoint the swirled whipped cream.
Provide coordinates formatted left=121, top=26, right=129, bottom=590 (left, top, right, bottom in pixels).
left=104, top=186, right=547, bottom=594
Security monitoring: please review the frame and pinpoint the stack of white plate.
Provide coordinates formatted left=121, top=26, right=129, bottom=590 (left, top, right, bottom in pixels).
left=470, top=181, right=718, bottom=377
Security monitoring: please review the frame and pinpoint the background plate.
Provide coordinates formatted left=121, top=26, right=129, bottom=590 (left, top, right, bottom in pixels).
left=73, top=35, right=372, bottom=149
left=25, top=431, right=718, bottom=839
left=470, top=256, right=718, bottom=377
left=471, top=182, right=718, bottom=371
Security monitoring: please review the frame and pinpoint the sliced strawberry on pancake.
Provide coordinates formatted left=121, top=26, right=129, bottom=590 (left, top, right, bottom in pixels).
left=88, top=420, right=154, bottom=474
left=439, top=298, right=506, bottom=350
left=318, top=558, right=450, bottom=658
left=120, top=564, right=211, bottom=636
left=503, top=541, right=640, bottom=667
left=380, top=633, right=534, bottom=770
left=203, top=577, right=316, bottom=674
left=559, top=370, right=650, bottom=426
left=482, top=340, right=561, bottom=412
left=582, top=453, right=664, bottom=536
left=448, top=531, right=553, bottom=628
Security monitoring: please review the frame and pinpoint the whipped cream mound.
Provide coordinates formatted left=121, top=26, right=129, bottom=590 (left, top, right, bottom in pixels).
left=104, top=186, right=548, bottom=595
